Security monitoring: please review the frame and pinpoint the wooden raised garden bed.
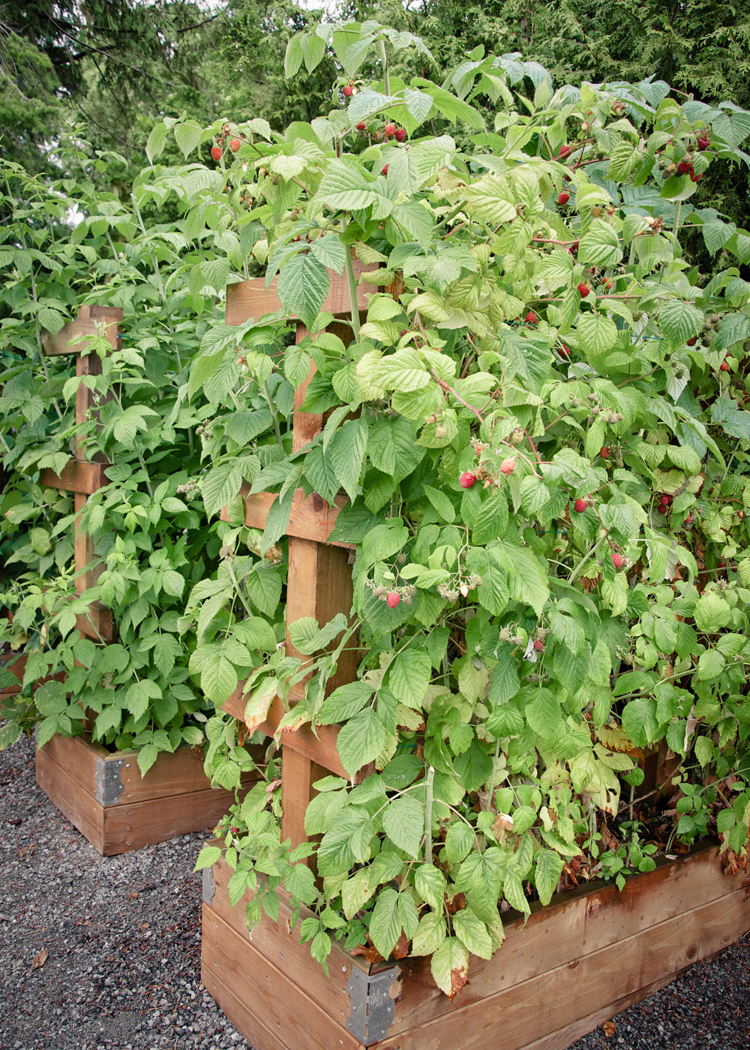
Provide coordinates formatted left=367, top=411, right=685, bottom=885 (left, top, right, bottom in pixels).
left=36, top=731, right=258, bottom=856
left=201, top=842, right=749, bottom=1050
left=199, top=265, right=750, bottom=1050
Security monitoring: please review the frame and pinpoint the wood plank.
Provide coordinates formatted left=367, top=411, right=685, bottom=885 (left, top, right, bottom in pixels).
left=219, top=483, right=354, bottom=549
left=101, top=785, right=254, bottom=855
left=41, top=319, right=105, bottom=357
left=39, top=460, right=107, bottom=495
left=36, top=732, right=103, bottom=797
left=200, top=970, right=289, bottom=1050
left=35, top=745, right=105, bottom=852
left=209, top=856, right=366, bottom=1024
left=222, top=689, right=350, bottom=781
left=0, top=651, right=26, bottom=693
left=225, top=258, right=375, bottom=326
left=519, top=969, right=687, bottom=1050
left=202, top=906, right=362, bottom=1050
left=108, top=742, right=262, bottom=807
left=375, top=884, right=750, bottom=1050
left=385, top=843, right=748, bottom=1036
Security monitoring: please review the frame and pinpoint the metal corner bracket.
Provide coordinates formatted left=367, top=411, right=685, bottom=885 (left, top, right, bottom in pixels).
left=202, top=866, right=215, bottom=907
left=346, top=965, right=399, bottom=1045
left=94, top=756, right=125, bottom=805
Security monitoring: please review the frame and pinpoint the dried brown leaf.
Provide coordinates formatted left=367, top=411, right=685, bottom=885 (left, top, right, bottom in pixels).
left=31, top=948, right=48, bottom=970
left=602, top=1020, right=616, bottom=1037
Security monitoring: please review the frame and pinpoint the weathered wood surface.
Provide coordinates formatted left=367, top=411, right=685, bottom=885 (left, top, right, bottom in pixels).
left=219, top=483, right=353, bottom=549
left=374, top=882, right=750, bottom=1050
left=0, top=651, right=26, bottom=694
left=208, top=855, right=368, bottom=1024
left=225, top=259, right=375, bottom=326
left=41, top=318, right=107, bottom=357
left=202, top=906, right=362, bottom=1050
left=36, top=732, right=258, bottom=856
left=39, top=460, right=108, bottom=495
left=383, top=842, right=750, bottom=1037
left=35, top=743, right=105, bottom=852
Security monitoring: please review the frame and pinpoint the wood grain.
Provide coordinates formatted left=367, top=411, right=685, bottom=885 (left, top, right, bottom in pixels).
left=39, top=461, right=107, bottom=495
left=35, top=745, right=105, bottom=852
left=219, top=483, right=354, bottom=549
left=41, top=319, right=106, bottom=357
left=375, top=884, right=750, bottom=1050
left=225, top=258, right=375, bottom=326
left=202, top=906, right=362, bottom=1050
left=208, top=855, right=366, bottom=1024
left=222, top=689, right=350, bottom=781
left=386, top=843, right=749, bottom=1036
left=200, top=970, right=289, bottom=1050
left=101, top=786, right=248, bottom=855
left=37, top=732, right=103, bottom=791
left=0, top=651, right=26, bottom=694
left=111, top=743, right=260, bottom=807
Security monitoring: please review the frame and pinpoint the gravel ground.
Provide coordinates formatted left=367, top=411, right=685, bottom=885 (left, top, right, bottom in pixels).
left=1, top=732, right=748, bottom=1050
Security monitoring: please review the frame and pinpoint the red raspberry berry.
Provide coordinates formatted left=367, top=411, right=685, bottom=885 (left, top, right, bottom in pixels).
left=687, top=336, right=698, bottom=346
left=600, top=447, right=610, bottom=459
left=357, top=122, right=366, bottom=131
left=395, top=128, right=406, bottom=142
left=384, top=123, right=396, bottom=137
left=690, top=173, right=703, bottom=183
left=676, top=160, right=693, bottom=175
left=611, top=552, right=624, bottom=569
left=574, top=498, right=587, bottom=513
left=525, top=311, right=538, bottom=324
left=386, top=592, right=400, bottom=608
left=697, top=135, right=710, bottom=150
left=230, top=139, right=241, bottom=153
left=684, top=514, right=692, bottom=525
left=533, top=639, right=544, bottom=651
left=343, top=85, right=353, bottom=98
left=210, top=146, right=222, bottom=161
left=382, top=164, right=389, bottom=175
left=500, top=458, right=516, bottom=476
left=460, top=471, right=477, bottom=489
left=559, top=344, right=570, bottom=358
left=559, top=145, right=572, bottom=158
left=558, top=191, right=570, bottom=205
left=602, top=277, right=613, bottom=289
left=720, top=361, right=729, bottom=371
left=577, top=282, right=591, bottom=298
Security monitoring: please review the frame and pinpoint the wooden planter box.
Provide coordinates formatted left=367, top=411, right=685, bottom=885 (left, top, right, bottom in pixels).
left=36, top=732, right=257, bottom=856
left=0, top=651, right=26, bottom=695
left=201, top=843, right=750, bottom=1050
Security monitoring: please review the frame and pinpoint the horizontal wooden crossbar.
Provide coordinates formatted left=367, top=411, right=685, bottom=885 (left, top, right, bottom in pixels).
left=225, top=260, right=376, bottom=326
left=40, top=460, right=108, bottom=495
left=220, top=483, right=354, bottom=550
left=222, top=688, right=353, bottom=781
left=41, top=319, right=108, bottom=357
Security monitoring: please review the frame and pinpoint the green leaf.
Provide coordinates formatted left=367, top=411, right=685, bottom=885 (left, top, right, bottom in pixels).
left=659, top=300, right=704, bottom=347
left=422, top=484, right=456, bottom=523
left=534, top=849, right=564, bottom=906
left=411, top=911, right=447, bottom=956
left=621, top=698, right=659, bottom=749
left=319, top=681, right=374, bottom=724
left=194, top=845, right=222, bottom=871
left=174, top=120, right=202, bottom=158
left=698, top=649, right=725, bottom=681
left=577, top=221, right=622, bottom=267
left=445, top=821, right=474, bottom=864
left=137, top=743, right=160, bottom=778
left=388, top=650, right=432, bottom=709
left=203, top=461, right=242, bottom=519
left=201, top=655, right=238, bottom=705
left=524, top=689, right=561, bottom=739
left=277, top=254, right=330, bottom=328
left=694, top=593, right=732, bottom=633
left=694, top=735, right=715, bottom=768
left=383, top=795, right=424, bottom=858
left=414, top=864, right=446, bottom=910
left=315, top=159, right=377, bottom=212
left=430, top=937, right=469, bottom=997
left=328, top=419, right=368, bottom=502
left=369, top=887, right=402, bottom=960
left=453, top=908, right=492, bottom=960
left=336, top=707, right=386, bottom=777
left=284, top=862, right=318, bottom=905
left=576, top=314, right=618, bottom=355
left=464, top=174, right=516, bottom=224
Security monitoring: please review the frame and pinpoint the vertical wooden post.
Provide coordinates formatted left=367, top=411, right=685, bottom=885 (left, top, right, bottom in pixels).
left=73, top=305, right=121, bottom=641
left=280, top=325, right=359, bottom=849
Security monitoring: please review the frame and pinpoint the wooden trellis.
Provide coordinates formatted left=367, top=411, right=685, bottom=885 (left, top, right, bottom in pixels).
left=41, top=303, right=121, bottom=642
left=220, top=262, right=376, bottom=852
left=35, top=304, right=259, bottom=855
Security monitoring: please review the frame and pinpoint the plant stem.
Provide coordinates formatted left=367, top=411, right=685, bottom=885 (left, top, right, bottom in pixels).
left=567, top=538, right=600, bottom=585
left=341, top=217, right=361, bottom=341
left=424, top=765, right=435, bottom=863
left=379, top=37, right=390, bottom=97
left=226, top=558, right=254, bottom=619
left=262, top=380, right=285, bottom=449
left=485, top=736, right=501, bottom=812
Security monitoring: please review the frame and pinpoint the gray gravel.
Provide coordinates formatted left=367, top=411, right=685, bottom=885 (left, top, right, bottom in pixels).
left=1, top=732, right=748, bottom=1050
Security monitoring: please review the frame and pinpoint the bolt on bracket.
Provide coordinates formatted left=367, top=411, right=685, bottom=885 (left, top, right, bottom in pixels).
left=94, top=757, right=125, bottom=805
